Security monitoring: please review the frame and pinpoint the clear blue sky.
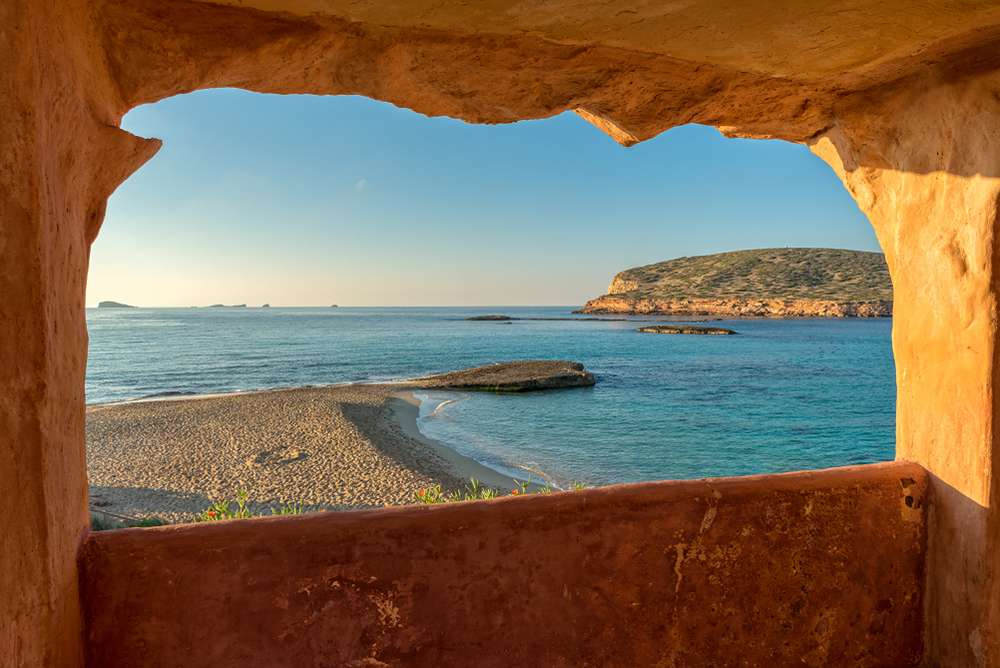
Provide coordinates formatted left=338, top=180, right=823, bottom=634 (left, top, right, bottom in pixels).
left=89, top=89, right=878, bottom=307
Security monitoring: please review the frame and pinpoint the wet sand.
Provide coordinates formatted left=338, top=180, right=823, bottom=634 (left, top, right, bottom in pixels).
left=86, top=384, right=524, bottom=523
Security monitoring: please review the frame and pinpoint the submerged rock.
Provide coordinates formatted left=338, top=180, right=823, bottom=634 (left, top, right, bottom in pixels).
left=407, top=360, right=596, bottom=392
left=639, top=325, right=737, bottom=335
left=466, top=314, right=513, bottom=321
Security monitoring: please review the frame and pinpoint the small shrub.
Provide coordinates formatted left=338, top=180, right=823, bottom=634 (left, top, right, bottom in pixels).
left=197, top=490, right=305, bottom=521
left=270, top=502, right=305, bottom=516
left=132, top=517, right=168, bottom=528
left=414, top=478, right=584, bottom=505
left=90, top=512, right=167, bottom=531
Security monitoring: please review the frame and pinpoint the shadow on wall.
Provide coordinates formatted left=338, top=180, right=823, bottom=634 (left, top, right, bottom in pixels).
left=920, top=473, right=993, bottom=667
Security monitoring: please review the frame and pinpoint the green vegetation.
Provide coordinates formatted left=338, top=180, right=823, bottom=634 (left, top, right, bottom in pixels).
left=605, top=248, right=891, bottom=302
left=414, top=478, right=585, bottom=504
left=196, top=490, right=305, bottom=521
left=90, top=512, right=167, bottom=531
left=92, top=482, right=586, bottom=530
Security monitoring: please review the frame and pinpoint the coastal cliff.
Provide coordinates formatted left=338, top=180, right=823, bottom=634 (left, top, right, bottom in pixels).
left=580, top=248, right=892, bottom=318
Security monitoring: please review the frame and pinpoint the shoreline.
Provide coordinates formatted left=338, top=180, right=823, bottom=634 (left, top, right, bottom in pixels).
left=85, top=379, right=386, bottom=410
left=577, top=296, right=892, bottom=318
left=388, top=391, right=529, bottom=491
left=85, top=383, right=535, bottom=522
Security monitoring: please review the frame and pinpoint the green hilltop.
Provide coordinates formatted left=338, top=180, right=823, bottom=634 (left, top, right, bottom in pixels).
left=604, top=248, right=891, bottom=302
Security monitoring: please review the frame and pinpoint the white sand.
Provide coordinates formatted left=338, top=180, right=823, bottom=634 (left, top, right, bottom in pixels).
left=86, top=384, right=522, bottom=522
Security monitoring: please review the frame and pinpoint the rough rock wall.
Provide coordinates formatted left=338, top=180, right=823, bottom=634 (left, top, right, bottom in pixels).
left=93, top=0, right=1000, bottom=145
left=95, top=0, right=842, bottom=142
left=811, top=69, right=1000, bottom=668
left=0, top=2, right=157, bottom=666
left=607, top=274, right=640, bottom=294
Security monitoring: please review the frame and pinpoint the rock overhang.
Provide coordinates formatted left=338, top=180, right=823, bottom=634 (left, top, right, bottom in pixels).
left=96, top=0, right=1000, bottom=150
left=189, top=0, right=1000, bottom=82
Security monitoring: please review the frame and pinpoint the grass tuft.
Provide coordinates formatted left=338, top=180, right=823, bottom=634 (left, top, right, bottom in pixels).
left=414, top=478, right=586, bottom=504
left=197, top=490, right=306, bottom=521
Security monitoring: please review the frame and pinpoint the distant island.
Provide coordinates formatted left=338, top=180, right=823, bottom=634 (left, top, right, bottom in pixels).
left=97, top=301, right=135, bottom=309
left=578, top=248, right=892, bottom=318
left=208, top=304, right=247, bottom=308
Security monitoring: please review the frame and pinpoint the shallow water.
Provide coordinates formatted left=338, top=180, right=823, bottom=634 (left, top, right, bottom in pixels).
left=86, top=306, right=895, bottom=486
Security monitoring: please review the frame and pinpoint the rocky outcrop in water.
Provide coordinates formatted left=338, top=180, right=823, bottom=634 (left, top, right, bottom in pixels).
left=97, top=301, right=135, bottom=308
left=639, top=325, right=737, bottom=335
left=406, top=360, right=595, bottom=392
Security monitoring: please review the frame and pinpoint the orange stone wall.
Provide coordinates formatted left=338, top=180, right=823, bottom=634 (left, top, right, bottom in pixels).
left=811, top=69, right=1000, bottom=666
left=1, top=2, right=156, bottom=665
left=80, top=464, right=927, bottom=667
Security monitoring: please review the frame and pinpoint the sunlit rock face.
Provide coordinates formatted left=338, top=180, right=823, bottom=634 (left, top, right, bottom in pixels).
left=4, top=1, right=1000, bottom=666
left=580, top=296, right=893, bottom=318
left=581, top=248, right=893, bottom=317
left=97, top=0, right=1000, bottom=144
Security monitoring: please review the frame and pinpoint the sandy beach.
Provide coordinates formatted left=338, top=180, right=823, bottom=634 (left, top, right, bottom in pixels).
left=86, top=384, right=525, bottom=523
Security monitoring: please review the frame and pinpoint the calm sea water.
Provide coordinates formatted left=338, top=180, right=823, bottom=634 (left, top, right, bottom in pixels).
left=86, top=307, right=895, bottom=487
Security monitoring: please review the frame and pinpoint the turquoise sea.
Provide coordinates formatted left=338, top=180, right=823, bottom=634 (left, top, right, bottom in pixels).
left=86, top=307, right=895, bottom=487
